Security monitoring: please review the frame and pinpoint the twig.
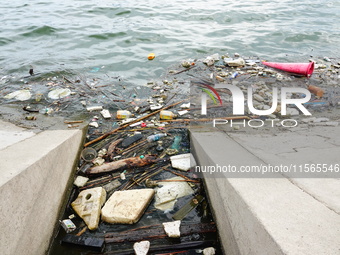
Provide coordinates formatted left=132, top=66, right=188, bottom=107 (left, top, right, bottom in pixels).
left=64, top=120, right=84, bottom=124
left=84, top=99, right=185, bottom=147
left=172, top=65, right=196, bottom=75
left=75, top=226, right=88, bottom=236
left=63, top=76, right=74, bottom=85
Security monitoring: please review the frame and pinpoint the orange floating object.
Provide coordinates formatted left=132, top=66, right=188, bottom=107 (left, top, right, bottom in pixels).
left=308, top=85, right=324, bottom=98
left=147, top=53, right=155, bottom=60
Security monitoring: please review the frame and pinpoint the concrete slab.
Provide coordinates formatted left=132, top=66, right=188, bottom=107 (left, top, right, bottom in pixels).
left=190, top=127, right=340, bottom=255
left=228, top=127, right=340, bottom=213
left=0, top=120, right=36, bottom=150
left=0, top=125, right=85, bottom=255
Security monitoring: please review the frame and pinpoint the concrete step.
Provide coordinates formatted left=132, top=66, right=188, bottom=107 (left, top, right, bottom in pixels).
left=0, top=126, right=85, bottom=255
left=190, top=129, right=340, bottom=255
left=0, top=120, right=36, bottom=150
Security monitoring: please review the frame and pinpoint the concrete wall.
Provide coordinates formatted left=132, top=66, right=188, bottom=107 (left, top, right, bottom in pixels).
left=190, top=130, right=340, bottom=255
left=0, top=129, right=84, bottom=255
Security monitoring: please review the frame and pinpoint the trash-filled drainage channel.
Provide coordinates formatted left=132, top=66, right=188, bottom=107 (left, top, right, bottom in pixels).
left=48, top=125, right=222, bottom=255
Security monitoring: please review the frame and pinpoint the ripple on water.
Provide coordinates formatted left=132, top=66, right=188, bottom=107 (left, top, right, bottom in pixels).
left=20, top=25, right=59, bottom=37
left=0, top=38, right=14, bottom=46
left=0, top=0, right=339, bottom=85
left=88, top=32, right=127, bottom=40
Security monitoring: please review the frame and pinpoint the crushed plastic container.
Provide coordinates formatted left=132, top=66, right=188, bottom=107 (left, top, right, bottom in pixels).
left=160, top=110, right=177, bottom=120
left=60, top=219, right=76, bottom=233
left=116, top=110, right=134, bottom=119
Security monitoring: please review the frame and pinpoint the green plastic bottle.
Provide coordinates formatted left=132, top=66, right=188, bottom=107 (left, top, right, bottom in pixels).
left=171, top=135, right=182, bottom=150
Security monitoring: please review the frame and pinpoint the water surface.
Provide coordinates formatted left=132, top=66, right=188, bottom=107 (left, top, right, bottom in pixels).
left=1, top=0, right=339, bottom=85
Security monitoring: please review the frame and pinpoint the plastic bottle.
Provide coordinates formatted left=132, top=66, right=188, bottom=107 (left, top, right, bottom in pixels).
left=147, top=133, right=167, bottom=142
left=160, top=110, right=177, bottom=120
left=170, top=135, right=182, bottom=150
left=116, top=110, right=134, bottom=119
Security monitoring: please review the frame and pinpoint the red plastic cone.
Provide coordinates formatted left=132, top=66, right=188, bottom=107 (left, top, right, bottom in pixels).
left=262, top=61, right=314, bottom=78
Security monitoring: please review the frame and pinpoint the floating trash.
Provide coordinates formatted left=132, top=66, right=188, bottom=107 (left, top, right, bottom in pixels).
left=60, top=219, right=76, bottom=233
left=4, top=90, right=32, bottom=101
left=154, top=177, right=194, bottom=211
left=133, top=240, right=150, bottom=255
left=163, top=220, right=181, bottom=238
left=90, top=67, right=101, bottom=73
left=48, top=88, right=71, bottom=99
left=71, top=187, right=106, bottom=230
left=147, top=53, right=156, bottom=60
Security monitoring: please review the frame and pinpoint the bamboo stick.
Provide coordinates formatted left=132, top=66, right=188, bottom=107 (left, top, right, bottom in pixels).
left=84, top=99, right=185, bottom=147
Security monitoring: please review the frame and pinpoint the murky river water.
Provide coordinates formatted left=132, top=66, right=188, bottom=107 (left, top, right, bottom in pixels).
left=1, top=0, right=339, bottom=86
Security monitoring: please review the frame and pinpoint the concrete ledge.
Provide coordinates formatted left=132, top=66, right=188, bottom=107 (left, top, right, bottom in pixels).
left=0, top=120, right=36, bottom=150
left=190, top=130, right=340, bottom=255
left=0, top=129, right=85, bottom=255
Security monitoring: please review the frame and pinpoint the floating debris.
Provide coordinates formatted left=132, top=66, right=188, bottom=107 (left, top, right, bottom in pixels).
left=203, top=247, right=216, bottom=255
left=100, top=109, right=111, bottom=119
left=71, top=187, right=106, bottom=230
left=147, top=53, right=156, bottom=60
left=170, top=153, right=197, bottom=171
left=48, top=88, right=71, bottom=99
left=101, top=189, right=155, bottom=224
left=133, top=240, right=150, bottom=255
left=154, top=177, right=194, bottom=211
left=173, top=195, right=204, bottom=220
left=4, top=90, right=31, bottom=101
left=163, top=220, right=181, bottom=238
left=224, top=58, right=245, bottom=67
left=85, top=154, right=158, bottom=175
left=308, top=85, right=324, bottom=98
left=73, top=176, right=89, bottom=188
left=60, top=219, right=76, bottom=233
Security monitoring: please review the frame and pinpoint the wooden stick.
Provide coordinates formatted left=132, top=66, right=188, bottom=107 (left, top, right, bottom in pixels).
left=104, top=222, right=216, bottom=243
left=120, top=139, right=147, bottom=155
left=64, top=120, right=84, bottom=124
left=75, top=226, right=88, bottom=236
left=167, top=169, right=195, bottom=182
left=172, top=65, right=196, bottom=75
left=84, top=99, right=185, bottom=147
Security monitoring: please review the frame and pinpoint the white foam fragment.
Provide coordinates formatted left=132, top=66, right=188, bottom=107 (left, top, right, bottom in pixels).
left=87, top=106, right=103, bottom=112
left=73, top=176, right=89, bottom=187
left=163, top=220, right=181, bottom=238
left=180, top=103, right=190, bottom=108
left=133, top=241, right=150, bottom=255
left=177, top=110, right=189, bottom=116
left=89, top=122, right=99, bottom=128
left=203, top=247, right=216, bottom=255
left=170, top=153, right=197, bottom=171
left=100, top=109, right=111, bottom=119
left=101, top=189, right=155, bottom=224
